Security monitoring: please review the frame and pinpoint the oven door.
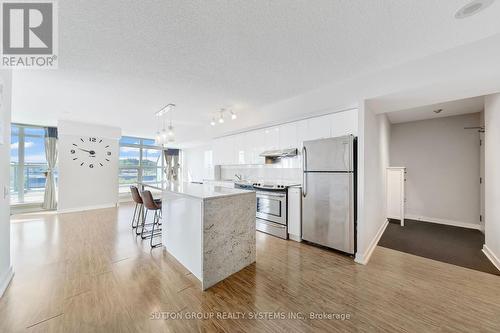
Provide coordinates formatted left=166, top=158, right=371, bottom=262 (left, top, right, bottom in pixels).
left=256, top=190, right=286, bottom=225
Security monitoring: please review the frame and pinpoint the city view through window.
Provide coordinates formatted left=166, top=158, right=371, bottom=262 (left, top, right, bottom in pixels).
left=10, top=125, right=50, bottom=205
left=10, top=128, right=168, bottom=203
left=119, top=136, right=166, bottom=193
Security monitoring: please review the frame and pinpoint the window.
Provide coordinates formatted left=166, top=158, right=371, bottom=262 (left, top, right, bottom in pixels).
left=10, top=124, right=50, bottom=205
left=118, top=136, right=166, bottom=193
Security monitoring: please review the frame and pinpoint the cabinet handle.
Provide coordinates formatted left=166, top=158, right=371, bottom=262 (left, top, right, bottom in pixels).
left=302, top=146, right=307, bottom=197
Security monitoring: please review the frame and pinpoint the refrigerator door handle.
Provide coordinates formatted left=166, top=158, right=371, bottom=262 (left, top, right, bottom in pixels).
left=344, top=141, right=350, bottom=170
left=302, top=146, right=307, bottom=197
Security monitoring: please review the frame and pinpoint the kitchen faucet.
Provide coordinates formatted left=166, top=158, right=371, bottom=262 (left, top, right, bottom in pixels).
left=234, top=174, right=242, bottom=181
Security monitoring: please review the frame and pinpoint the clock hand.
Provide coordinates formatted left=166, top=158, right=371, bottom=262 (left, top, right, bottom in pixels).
left=78, top=148, right=96, bottom=155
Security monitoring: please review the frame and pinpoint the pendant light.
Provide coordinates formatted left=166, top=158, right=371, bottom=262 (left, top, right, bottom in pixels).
left=230, top=110, right=237, bottom=120
left=154, top=103, right=176, bottom=145
left=154, top=113, right=162, bottom=144
left=167, top=112, right=175, bottom=142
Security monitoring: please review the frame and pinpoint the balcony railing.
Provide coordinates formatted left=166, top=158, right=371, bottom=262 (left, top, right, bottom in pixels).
left=10, top=163, right=55, bottom=205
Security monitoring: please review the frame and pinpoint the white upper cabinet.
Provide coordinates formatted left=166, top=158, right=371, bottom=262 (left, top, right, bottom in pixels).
left=227, top=136, right=238, bottom=165
left=247, top=129, right=266, bottom=164
left=331, top=109, right=358, bottom=137
left=263, top=126, right=280, bottom=150
left=211, top=109, right=358, bottom=166
left=305, top=114, right=332, bottom=141
left=213, top=136, right=235, bottom=165
left=278, top=122, right=298, bottom=149
left=233, top=133, right=246, bottom=164
left=243, top=131, right=264, bottom=164
left=236, top=132, right=256, bottom=165
left=212, top=138, right=223, bottom=165
left=296, top=119, right=308, bottom=148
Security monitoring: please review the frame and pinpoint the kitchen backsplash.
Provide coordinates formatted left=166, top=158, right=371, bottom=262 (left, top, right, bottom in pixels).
left=219, top=164, right=302, bottom=183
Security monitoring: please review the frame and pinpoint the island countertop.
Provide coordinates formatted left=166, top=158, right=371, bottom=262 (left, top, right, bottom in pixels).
left=163, top=181, right=253, bottom=200
left=161, top=181, right=256, bottom=290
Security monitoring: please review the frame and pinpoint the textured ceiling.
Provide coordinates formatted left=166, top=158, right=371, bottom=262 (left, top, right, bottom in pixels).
left=11, top=0, right=500, bottom=143
left=386, top=96, right=485, bottom=124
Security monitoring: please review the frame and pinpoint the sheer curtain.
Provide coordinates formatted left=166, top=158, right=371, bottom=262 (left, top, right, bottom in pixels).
left=42, top=127, right=58, bottom=209
left=163, top=148, right=180, bottom=182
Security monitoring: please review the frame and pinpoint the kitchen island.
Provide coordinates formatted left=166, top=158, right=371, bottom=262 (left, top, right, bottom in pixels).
left=161, top=182, right=256, bottom=290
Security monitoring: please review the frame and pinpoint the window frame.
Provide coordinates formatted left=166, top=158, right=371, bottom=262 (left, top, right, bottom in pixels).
left=119, top=136, right=166, bottom=193
left=10, top=123, right=49, bottom=205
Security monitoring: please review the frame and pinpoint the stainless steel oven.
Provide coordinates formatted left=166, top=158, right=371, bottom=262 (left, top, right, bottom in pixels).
left=256, top=190, right=287, bottom=239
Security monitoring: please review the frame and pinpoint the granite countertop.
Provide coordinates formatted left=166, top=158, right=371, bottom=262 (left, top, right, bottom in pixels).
left=164, top=182, right=254, bottom=200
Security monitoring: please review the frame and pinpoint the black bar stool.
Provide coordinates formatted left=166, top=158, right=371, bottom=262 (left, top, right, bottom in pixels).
left=140, top=190, right=162, bottom=248
left=130, top=186, right=143, bottom=229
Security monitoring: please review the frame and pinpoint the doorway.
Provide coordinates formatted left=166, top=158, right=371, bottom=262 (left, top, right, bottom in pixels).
left=379, top=99, right=499, bottom=275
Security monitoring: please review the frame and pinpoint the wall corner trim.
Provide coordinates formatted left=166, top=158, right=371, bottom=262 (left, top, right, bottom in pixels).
left=354, top=219, right=389, bottom=265
left=482, top=244, right=500, bottom=272
left=0, top=266, right=14, bottom=298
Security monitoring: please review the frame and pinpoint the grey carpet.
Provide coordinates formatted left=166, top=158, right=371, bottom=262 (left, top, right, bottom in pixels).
left=379, top=219, right=500, bottom=276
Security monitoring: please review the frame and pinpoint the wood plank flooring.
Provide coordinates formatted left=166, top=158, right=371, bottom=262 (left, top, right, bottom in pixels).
left=1, top=203, right=500, bottom=332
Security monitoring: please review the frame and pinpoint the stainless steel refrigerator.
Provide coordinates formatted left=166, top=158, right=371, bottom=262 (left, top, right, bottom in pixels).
left=301, top=135, right=356, bottom=254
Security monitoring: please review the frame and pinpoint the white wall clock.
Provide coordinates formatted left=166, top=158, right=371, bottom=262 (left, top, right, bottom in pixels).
left=70, top=137, right=112, bottom=168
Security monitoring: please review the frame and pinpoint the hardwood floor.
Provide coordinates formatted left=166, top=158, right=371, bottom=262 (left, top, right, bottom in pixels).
left=1, top=203, right=500, bottom=332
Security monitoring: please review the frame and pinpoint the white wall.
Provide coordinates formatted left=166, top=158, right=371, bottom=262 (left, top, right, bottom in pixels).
left=483, top=94, right=500, bottom=268
left=58, top=120, right=121, bottom=212
left=0, top=70, right=13, bottom=297
left=390, top=113, right=481, bottom=228
left=355, top=105, right=391, bottom=264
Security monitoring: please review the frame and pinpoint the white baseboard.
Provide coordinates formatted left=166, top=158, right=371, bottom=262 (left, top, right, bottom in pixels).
left=288, top=233, right=302, bottom=242
left=0, top=266, right=14, bottom=298
left=405, top=214, right=480, bottom=230
left=482, top=244, right=500, bottom=272
left=58, top=203, right=118, bottom=214
left=355, top=219, right=389, bottom=265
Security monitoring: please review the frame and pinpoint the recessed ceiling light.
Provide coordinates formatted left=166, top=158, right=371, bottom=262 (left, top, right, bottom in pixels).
left=455, top=0, right=495, bottom=19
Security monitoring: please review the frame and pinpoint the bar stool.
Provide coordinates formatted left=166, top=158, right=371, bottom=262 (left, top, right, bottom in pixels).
left=130, top=186, right=143, bottom=229
left=140, top=190, right=163, bottom=248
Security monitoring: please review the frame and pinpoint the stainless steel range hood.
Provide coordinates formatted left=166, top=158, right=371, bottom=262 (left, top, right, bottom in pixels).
left=259, top=148, right=298, bottom=158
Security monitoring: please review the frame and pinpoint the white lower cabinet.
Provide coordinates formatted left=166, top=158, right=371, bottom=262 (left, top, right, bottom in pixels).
left=287, top=187, right=302, bottom=241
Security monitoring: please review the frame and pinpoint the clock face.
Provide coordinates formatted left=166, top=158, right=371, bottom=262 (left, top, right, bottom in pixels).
left=70, top=137, right=112, bottom=168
